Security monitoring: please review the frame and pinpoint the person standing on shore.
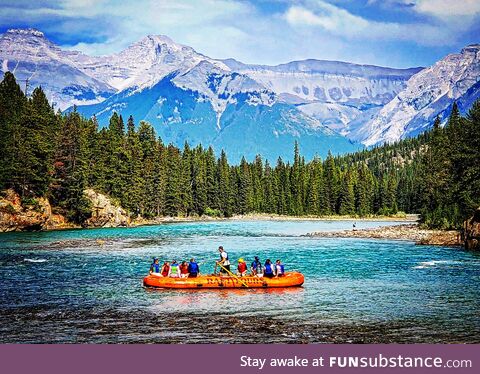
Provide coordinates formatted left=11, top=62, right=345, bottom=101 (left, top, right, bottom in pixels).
left=216, top=246, right=231, bottom=275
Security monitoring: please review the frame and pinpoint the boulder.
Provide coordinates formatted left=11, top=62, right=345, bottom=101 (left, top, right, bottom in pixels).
left=83, top=189, right=130, bottom=228
left=464, top=207, right=480, bottom=251
left=0, top=189, right=71, bottom=232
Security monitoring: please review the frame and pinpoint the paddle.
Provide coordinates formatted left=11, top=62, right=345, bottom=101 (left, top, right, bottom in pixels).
left=216, top=262, right=249, bottom=288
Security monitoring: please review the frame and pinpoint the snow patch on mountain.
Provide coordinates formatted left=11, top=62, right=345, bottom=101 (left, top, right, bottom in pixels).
left=72, top=35, right=229, bottom=92
left=360, top=44, right=480, bottom=146
left=223, top=58, right=421, bottom=137
left=0, top=28, right=116, bottom=109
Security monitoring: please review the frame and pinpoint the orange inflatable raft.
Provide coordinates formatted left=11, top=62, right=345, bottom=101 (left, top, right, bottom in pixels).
left=143, top=271, right=304, bottom=289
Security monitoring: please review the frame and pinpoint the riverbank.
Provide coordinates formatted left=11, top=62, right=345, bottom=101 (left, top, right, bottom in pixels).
left=305, top=224, right=462, bottom=246
left=133, top=212, right=418, bottom=226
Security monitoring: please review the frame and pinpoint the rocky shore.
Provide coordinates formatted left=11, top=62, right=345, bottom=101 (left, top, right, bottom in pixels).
left=305, top=224, right=462, bottom=247
left=0, top=189, right=75, bottom=232
left=0, top=189, right=130, bottom=232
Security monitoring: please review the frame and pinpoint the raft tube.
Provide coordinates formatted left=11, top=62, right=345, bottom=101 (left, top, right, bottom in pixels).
left=143, top=271, right=304, bottom=289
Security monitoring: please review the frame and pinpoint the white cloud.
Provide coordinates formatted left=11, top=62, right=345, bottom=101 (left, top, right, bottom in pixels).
left=283, top=2, right=453, bottom=46
left=1, top=0, right=478, bottom=67
left=414, top=0, right=480, bottom=17
left=367, top=0, right=480, bottom=18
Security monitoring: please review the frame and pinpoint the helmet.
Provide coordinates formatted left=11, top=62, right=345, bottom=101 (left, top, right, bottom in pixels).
left=238, top=258, right=244, bottom=263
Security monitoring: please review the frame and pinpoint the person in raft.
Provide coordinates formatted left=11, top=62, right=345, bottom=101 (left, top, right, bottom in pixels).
left=170, top=260, right=181, bottom=278
left=179, top=261, right=189, bottom=278
left=263, top=259, right=275, bottom=278
left=275, top=259, right=285, bottom=277
left=188, top=258, right=200, bottom=278
left=237, top=258, right=248, bottom=276
left=161, top=261, right=170, bottom=277
left=216, top=246, right=231, bottom=275
left=251, top=256, right=263, bottom=277
left=150, top=258, right=161, bottom=275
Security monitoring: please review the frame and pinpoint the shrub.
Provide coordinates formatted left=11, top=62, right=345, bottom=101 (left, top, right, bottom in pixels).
left=204, top=207, right=222, bottom=218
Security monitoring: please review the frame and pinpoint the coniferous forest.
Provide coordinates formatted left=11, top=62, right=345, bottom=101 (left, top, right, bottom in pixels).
left=0, top=72, right=479, bottom=229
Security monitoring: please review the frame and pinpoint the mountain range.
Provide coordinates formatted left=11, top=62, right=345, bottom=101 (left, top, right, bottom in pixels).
left=1, top=28, right=479, bottom=161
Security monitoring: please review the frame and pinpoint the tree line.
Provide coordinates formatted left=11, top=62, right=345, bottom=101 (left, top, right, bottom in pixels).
left=0, top=72, right=478, bottom=228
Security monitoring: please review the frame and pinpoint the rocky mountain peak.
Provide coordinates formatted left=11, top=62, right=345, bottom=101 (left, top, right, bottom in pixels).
left=6, top=28, right=45, bottom=38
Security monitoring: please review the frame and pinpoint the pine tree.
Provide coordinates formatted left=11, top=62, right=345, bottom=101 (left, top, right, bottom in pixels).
left=124, top=115, right=144, bottom=215
left=324, top=151, right=339, bottom=214
left=238, top=157, right=252, bottom=214
left=0, top=72, right=28, bottom=191
left=338, top=170, right=355, bottom=215
left=217, top=150, right=232, bottom=216
left=179, top=142, right=193, bottom=216
left=50, top=110, right=91, bottom=223
left=164, top=144, right=182, bottom=216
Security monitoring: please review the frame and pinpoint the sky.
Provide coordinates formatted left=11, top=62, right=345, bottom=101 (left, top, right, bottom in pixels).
left=0, top=0, right=479, bottom=68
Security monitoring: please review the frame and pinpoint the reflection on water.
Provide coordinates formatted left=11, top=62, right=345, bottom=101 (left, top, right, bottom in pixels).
left=0, top=220, right=479, bottom=343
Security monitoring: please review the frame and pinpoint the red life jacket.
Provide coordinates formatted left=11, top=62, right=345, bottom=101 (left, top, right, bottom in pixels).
left=162, top=264, right=170, bottom=277
left=180, top=264, right=189, bottom=274
left=238, top=262, right=247, bottom=273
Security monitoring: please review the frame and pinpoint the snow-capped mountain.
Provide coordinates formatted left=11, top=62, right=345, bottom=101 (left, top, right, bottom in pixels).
left=77, top=59, right=358, bottom=162
left=71, top=34, right=229, bottom=92
left=0, top=28, right=115, bottom=108
left=3, top=28, right=477, bottom=159
left=223, top=58, right=421, bottom=136
left=359, top=44, right=480, bottom=146
left=0, top=28, right=362, bottom=161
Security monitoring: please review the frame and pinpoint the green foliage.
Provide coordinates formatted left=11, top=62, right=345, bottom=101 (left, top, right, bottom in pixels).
left=204, top=207, right=222, bottom=217
left=0, top=72, right=478, bottom=228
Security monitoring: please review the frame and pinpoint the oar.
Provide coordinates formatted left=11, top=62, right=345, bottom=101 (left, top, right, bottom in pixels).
left=216, top=262, right=249, bottom=288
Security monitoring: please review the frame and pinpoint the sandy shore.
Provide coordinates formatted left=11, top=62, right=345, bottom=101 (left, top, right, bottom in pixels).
left=305, top=224, right=462, bottom=246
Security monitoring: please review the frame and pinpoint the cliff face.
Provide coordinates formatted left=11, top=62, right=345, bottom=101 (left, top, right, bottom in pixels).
left=0, top=189, right=72, bottom=232
left=464, top=208, right=480, bottom=251
left=0, top=188, right=132, bottom=232
left=83, top=189, right=130, bottom=228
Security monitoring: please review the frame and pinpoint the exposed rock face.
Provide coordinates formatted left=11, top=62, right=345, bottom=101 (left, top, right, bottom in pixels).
left=0, top=189, right=71, bottom=232
left=83, top=189, right=130, bottom=228
left=464, top=208, right=480, bottom=251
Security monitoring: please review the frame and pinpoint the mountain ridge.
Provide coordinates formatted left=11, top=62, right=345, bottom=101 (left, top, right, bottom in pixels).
left=1, top=27, right=478, bottom=157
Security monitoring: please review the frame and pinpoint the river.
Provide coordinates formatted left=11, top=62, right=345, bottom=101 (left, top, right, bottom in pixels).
left=0, top=220, right=479, bottom=343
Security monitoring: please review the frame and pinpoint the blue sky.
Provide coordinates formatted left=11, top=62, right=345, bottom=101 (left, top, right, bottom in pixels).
left=0, top=0, right=479, bottom=68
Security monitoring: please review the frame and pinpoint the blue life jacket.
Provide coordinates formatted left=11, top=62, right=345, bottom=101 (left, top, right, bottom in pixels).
left=251, top=260, right=261, bottom=270
left=264, top=263, right=274, bottom=275
left=151, top=263, right=160, bottom=273
left=188, top=262, right=199, bottom=274
left=278, top=264, right=285, bottom=274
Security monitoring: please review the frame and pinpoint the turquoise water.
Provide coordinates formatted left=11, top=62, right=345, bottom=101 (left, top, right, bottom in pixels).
left=0, top=220, right=479, bottom=343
